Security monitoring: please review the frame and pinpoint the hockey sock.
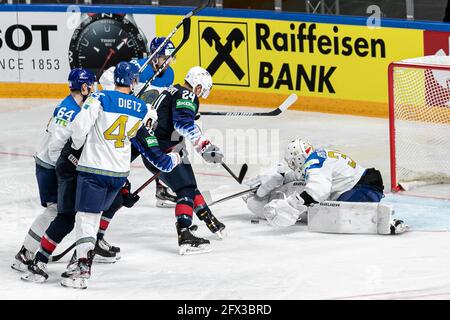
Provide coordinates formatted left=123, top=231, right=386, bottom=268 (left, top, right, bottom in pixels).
left=175, top=188, right=195, bottom=228
left=75, top=212, right=102, bottom=259
left=97, top=192, right=122, bottom=240
left=23, top=203, right=57, bottom=253
left=193, top=191, right=210, bottom=219
left=97, top=216, right=111, bottom=241
left=35, top=214, right=76, bottom=263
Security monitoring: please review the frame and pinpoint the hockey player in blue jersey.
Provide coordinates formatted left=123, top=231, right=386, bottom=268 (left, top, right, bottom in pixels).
left=12, top=68, right=96, bottom=274
left=100, top=37, right=175, bottom=95
left=100, top=37, right=178, bottom=208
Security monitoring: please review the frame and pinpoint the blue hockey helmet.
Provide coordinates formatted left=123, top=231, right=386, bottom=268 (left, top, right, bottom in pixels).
left=114, top=61, right=140, bottom=86
left=68, top=68, right=96, bottom=90
left=149, top=37, right=176, bottom=58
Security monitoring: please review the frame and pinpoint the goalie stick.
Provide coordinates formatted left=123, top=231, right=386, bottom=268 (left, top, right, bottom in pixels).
left=136, top=0, right=210, bottom=98
left=208, top=186, right=259, bottom=207
left=199, top=93, right=298, bottom=116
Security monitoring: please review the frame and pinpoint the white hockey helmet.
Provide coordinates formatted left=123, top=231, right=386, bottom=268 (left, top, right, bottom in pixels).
left=184, top=66, right=213, bottom=99
left=284, top=138, right=314, bottom=174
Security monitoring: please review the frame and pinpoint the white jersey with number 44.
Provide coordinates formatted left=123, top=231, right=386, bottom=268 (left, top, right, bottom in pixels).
left=70, top=90, right=148, bottom=177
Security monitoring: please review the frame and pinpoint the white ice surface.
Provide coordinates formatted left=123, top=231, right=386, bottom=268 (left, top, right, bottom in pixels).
left=1, top=99, right=450, bottom=300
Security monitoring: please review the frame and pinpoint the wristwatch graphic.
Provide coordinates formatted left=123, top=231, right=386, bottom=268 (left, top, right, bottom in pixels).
left=69, top=13, right=149, bottom=78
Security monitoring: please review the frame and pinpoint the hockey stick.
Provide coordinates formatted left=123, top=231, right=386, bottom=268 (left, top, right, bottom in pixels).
left=200, top=93, right=298, bottom=116
left=221, top=162, right=248, bottom=184
left=49, top=173, right=160, bottom=263
left=136, top=18, right=191, bottom=98
left=208, top=186, right=259, bottom=207
left=137, top=0, right=210, bottom=98
left=137, top=0, right=210, bottom=74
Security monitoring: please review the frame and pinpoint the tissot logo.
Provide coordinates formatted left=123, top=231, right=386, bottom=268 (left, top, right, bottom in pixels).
left=198, top=21, right=249, bottom=87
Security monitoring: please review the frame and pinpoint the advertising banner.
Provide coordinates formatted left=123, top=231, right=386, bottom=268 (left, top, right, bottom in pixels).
left=1, top=6, right=446, bottom=117
left=158, top=15, right=424, bottom=106
left=0, top=11, right=156, bottom=83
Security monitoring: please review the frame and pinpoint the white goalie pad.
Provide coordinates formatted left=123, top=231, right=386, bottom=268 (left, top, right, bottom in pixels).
left=307, top=201, right=393, bottom=235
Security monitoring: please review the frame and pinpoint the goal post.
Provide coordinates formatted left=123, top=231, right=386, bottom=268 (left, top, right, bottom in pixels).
left=389, top=55, right=450, bottom=192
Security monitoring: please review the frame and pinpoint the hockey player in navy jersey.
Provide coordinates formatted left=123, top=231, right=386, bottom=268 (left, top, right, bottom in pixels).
left=12, top=68, right=96, bottom=273
left=142, top=66, right=226, bottom=255
left=100, top=37, right=178, bottom=208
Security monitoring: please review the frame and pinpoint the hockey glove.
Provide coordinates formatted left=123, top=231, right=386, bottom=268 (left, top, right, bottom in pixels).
left=121, top=180, right=140, bottom=208
left=196, top=139, right=224, bottom=164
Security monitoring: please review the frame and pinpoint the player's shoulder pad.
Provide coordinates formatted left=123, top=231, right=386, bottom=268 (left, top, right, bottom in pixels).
left=84, top=91, right=106, bottom=110
left=166, top=85, right=178, bottom=96
left=129, top=58, right=143, bottom=69
left=53, top=95, right=82, bottom=126
left=304, top=149, right=327, bottom=171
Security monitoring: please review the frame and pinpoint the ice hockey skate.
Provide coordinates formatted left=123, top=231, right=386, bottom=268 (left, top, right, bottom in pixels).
left=60, top=251, right=94, bottom=289
left=196, top=209, right=226, bottom=239
left=155, top=181, right=177, bottom=208
left=176, top=223, right=211, bottom=255
left=390, top=219, right=409, bottom=235
left=93, top=238, right=119, bottom=263
left=21, top=258, right=48, bottom=283
left=11, top=245, right=33, bottom=272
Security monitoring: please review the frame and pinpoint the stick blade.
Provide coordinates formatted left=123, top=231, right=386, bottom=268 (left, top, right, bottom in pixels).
left=238, top=164, right=248, bottom=184
left=278, top=93, right=298, bottom=113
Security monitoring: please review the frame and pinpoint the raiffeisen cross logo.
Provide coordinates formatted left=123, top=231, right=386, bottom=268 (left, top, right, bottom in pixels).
left=198, top=21, right=250, bottom=87
left=202, top=27, right=245, bottom=80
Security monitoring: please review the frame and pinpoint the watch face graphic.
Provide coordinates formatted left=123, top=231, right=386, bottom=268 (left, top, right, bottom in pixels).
left=69, top=13, right=148, bottom=78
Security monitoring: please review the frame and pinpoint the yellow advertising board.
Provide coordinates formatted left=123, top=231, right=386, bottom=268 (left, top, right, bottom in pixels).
left=157, top=15, right=424, bottom=117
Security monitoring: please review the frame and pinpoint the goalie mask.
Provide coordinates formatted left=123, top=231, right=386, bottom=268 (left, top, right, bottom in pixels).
left=185, top=66, right=213, bottom=99
left=284, top=139, right=314, bottom=174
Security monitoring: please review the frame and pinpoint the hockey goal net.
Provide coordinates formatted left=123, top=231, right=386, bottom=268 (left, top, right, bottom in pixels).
left=389, top=55, right=450, bottom=192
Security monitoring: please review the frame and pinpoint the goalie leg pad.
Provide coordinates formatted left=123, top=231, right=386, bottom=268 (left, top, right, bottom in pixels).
left=307, top=201, right=395, bottom=234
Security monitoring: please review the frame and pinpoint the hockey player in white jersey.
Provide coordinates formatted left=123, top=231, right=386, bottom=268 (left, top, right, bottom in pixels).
left=245, top=138, right=407, bottom=234
left=12, top=68, right=96, bottom=273
left=100, top=37, right=178, bottom=208
left=58, top=61, right=181, bottom=289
